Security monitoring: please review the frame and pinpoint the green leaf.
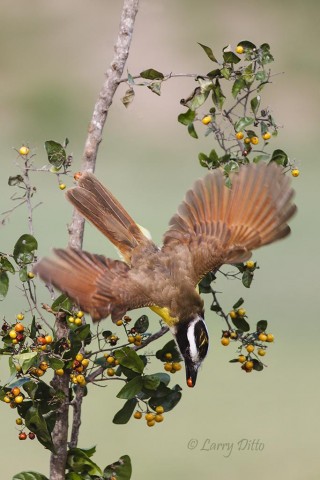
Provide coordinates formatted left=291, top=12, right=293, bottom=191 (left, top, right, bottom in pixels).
left=66, top=473, right=83, bottom=480
left=270, top=149, right=288, bottom=167
left=30, top=315, right=37, bottom=339
left=178, top=109, right=196, bottom=126
left=113, top=398, right=137, bottom=425
left=121, top=88, right=135, bottom=108
left=207, top=69, right=221, bottom=79
left=231, top=78, right=246, bottom=98
left=147, top=81, right=162, bottom=96
left=0, top=271, right=9, bottom=300
left=44, top=140, right=66, bottom=168
left=188, top=123, right=198, bottom=139
left=51, top=294, right=73, bottom=313
left=255, top=71, right=267, bottom=83
left=209, top=149, right=219, bottom=165
left=180, top=87, right=210, bottom=111
left=231, top=316, right=250, bottom=332
left=25, top=405, right=54, bottom=451
left=237, top=40, right=256, bottom=50
left=212, top=80, right=225, bottom=110
left=250, top=95, right=261, bottom=114
left=220, top=67, right=231, bottom=80
left=13, top=234, right=38, bottom=265
left=140, top=69, right=164, bottom=80
left=115, top=347, right=145, bottom=374
left=48, top=357, right=65, bottom=370
left=8, top=175, right=24, bottom=186
left=19, top=266, right=28, bottom=282
left=149, top=385, right=182, bottom=412
left=252, top=154, right=270, bottom=164
left=117, top=376, right=143, bottom=399
left=233, top=298, right=244, bottom=310
left=242, top=270, right=254, bottom=288
left=198, top=43, right=218, bottom=63
left=252, top=359, right=264, bottom=371
left=224, top=161, right=239, bottom=175
left=104, top=455, right=132, bottom=480
left=223, top=51, right=241, bottom=64
left=67, top=447, right=102, bottom=476
left=155, top=340, right=182, bottom=362
left=256, top=320, right=268, bottom=332
left=234, top=116, right=254, bottom=132
left=74, top=324, right=91, bottom=341
left=198, top=152, right=210, bottom=168
left=13, top=352, right=38, bottom=374
left=134, top=315, right=149, bottom=334
left=13, top=472, right=49, bottom=480
left=0, top=256, right=15, bottom=274
left=143, top=374, right=160, bottom=391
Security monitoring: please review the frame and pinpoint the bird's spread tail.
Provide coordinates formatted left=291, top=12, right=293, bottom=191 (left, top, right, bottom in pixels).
left=67, top=173, right=151, bottom=264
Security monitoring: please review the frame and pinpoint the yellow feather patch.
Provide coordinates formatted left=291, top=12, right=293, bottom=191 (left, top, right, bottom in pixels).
left=149, top=305, right=178, bottom=327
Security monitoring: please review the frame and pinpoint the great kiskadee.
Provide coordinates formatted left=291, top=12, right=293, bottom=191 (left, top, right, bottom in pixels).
left=34, top=163, right=296, bottom=387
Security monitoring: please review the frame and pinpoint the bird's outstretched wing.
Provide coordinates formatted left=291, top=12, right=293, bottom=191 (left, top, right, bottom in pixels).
left=163, top=162, right=296, bottom=285
left=34, top=248, right=151, bottom=322
left=66, top=173, right=154, bottom=265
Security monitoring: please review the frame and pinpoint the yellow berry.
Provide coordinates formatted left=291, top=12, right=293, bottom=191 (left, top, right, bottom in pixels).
left=244, top=137, right=251, bottom=144
left=155, top=414, right=164, bottom=423
left=230, top=332, right=238, bottom=339
left=202, top=115, right=212, bottom=125
left=16, top=313, right=24, bottom=321
left=14, top=395, right=24, bottom=404
left=3, top=396, right=11, bottom=403
left=258, top=333, right=268, bottom=342
left=238, top=355, right=246, bottom=363
left=165, top=353, right=172, bottom=360
left=116, top=320, right=123, bottom=326
left=235, top=131, right=244, bottom=140
left=135, top=334, right=142, bottom=342
left=74, top=318, right=82, bottom=326
left=246, top=344, right=255, bottom=353
left=147, top=420, right=156, bottom=427
left=59, top=183, right=66, bottom=190
left=266, top=333, right=274, bottom=343
left=133, top=411, right=142, bottom=419
left=19, top=146, right=30, bottom=156
left=164, top=362, right=173, bottom=372
left=237, top=308, right=246, bottom=317
left=258, top=348, right=266, bottom=356
left=172, top=362, right=182, bottom=371
left=55, top=369, right=64, bottom=376
left=236, top=45, right=244, bottom=54
left=246, top=260, right=255, bottom=269
left=12, top=339, right=18, bottom=344
left=244, top=360, right=254, bottom=370
left=76, top=374, right=85, bottom=384
left=16, top=418, right=23, bottom=425
left=250, top=136, right=259, bottom=145
left=68, top=316, right=75, bottom=323
left=145, top=412, right=155, bottom=422
left=221, top=337, right=230, bottom=346
left=292, top=169, right=300, bottom=177
left=9, top=330, right=17, bottom=339
left=75, top=353, right=84, bottom=362
left=229, top=310, right=237, bottom=319
left=76, top=311, right=84, bottom=318
left=262, top=132, right=271, bottom=140
left=27, top=272, right=35, bottom=279
left=107, top=368, right=115, bottom=377
left=155, top=405, right=164, bottom=414
left=45, top=335, right=53, bottom=344
left=128, top=336, right=135, bottom=343
left=39, top=362, right=49, bottom=371
left=107, top=356, right=115, bottom=364
left=81, top=359, right=89, bottom=368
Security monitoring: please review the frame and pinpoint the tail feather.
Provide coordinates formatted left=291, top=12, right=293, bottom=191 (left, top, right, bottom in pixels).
left=67, top=173, right=152, bottom=264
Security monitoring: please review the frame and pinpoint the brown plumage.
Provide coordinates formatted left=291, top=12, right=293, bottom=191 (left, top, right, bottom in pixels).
left=34, top=162, right=296, bottom=325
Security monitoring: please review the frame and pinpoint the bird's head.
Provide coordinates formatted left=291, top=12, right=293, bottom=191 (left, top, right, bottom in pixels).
left=172, top=314, right=209, bottom=388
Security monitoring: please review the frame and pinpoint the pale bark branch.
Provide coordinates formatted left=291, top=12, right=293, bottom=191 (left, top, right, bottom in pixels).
left=49, top=1, right=140, bottom=478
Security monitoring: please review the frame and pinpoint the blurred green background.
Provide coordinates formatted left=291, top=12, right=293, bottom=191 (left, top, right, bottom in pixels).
left=1, top=0, right=319, bottom=478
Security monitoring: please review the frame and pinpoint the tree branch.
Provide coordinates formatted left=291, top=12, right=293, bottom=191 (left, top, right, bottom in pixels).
left=49, top=2, right=140, bottom=479
left=68, top=0, right=140, bottom=250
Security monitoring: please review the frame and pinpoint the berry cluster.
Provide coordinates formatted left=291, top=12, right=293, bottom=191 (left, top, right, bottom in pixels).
left=133, top=405, right=165, bottom=427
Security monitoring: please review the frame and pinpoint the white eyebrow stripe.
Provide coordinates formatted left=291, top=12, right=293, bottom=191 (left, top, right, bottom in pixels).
left=187, top=320, right=199, bottom=363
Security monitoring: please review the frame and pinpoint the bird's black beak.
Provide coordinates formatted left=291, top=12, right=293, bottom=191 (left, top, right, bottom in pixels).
left=185, top=361, right=199, bottom=388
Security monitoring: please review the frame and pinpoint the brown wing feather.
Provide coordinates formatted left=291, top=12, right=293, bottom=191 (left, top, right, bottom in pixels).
left=66, top=173, right=154, bottom=264
left=33, top=248, right=151, bottom=322
left=163, top=163, right=296, bottom=284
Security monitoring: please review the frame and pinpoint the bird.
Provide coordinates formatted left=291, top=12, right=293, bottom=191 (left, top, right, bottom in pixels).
left=34, top=162, right=296, bottom=387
